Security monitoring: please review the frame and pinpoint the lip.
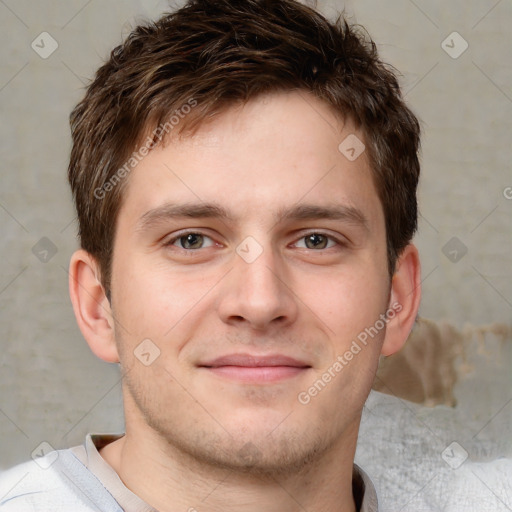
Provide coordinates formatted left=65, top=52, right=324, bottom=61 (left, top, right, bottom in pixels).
left=201, top=354, right=310, bottom=368
left=198, top=354, right=311, bottom=384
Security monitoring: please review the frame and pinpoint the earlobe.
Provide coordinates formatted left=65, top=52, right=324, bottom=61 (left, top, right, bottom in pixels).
left=381, top=244, right=421, bottom=356
left=68, top=249, right=119, bottom=363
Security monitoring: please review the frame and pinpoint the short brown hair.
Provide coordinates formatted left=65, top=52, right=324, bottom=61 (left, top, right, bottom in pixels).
left=68, top=0, right=421, bottom=300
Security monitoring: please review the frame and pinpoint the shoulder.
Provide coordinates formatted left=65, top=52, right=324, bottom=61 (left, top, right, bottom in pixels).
left=0, top=449, right=121, bottom=512
left=0, top=453, right=68, bottom=511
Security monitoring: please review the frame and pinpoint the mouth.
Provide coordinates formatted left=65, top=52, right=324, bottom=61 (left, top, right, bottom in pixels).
left=198, top=354, right=312, bottom=384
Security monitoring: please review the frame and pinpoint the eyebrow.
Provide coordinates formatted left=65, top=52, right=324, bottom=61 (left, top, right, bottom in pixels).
left=135, top=201, right=369, bottom=233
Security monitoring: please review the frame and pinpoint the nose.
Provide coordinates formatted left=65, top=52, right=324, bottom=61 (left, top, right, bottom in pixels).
left=216, top=242, right=298, bottom=331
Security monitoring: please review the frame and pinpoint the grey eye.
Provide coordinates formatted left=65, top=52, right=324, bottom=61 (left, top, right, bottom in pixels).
left=295, top=233, right=336, bottom=250
left=173, top=233, right=214, bottom=249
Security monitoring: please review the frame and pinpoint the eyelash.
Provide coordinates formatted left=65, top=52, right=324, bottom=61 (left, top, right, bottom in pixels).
left=164, top=230, right=344, bottom=252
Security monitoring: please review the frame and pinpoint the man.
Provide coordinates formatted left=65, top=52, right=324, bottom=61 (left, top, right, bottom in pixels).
left=0, top=0, right=421, bottom=510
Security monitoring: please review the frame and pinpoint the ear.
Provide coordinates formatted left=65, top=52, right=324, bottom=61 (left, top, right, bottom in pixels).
left=68, top=249, right=119, bottom=363
left=381, top=243, right=421, bottom=356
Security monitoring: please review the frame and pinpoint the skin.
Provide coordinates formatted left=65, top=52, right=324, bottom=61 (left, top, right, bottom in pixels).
left=69, top=90, right=421, bottom=512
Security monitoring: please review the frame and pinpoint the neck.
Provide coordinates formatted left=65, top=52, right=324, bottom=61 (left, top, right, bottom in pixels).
left=100, top=415, right=360, bottom=512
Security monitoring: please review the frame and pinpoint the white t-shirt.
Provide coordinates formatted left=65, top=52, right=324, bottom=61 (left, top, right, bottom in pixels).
left=0, top=434, right=378, bottom=511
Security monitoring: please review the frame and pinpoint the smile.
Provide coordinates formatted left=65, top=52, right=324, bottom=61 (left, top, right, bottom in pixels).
left=198, top=354, right=312, bottom=383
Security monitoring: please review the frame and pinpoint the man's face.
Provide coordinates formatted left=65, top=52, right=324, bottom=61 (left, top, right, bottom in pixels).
left=109, top=91, right=391, bottom=474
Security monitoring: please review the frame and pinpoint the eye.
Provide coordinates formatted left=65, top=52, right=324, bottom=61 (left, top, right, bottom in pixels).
left=294, top=233, right=339, bottom=250
left=168, top=232, right=215, bottom=250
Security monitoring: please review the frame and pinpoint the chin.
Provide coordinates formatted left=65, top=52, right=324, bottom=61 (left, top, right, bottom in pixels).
left=156, top=415, right=335, bottom=479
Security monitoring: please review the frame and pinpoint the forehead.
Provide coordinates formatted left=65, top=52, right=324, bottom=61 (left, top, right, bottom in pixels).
left=118, top=91, right=383, bottom=231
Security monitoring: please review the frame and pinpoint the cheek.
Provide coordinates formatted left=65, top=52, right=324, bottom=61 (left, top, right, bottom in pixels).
left=111, top=259, right=171, bottom=338
left=302, top=263, right=388, bottom=334
left=111, top=256, right=217, bottom=345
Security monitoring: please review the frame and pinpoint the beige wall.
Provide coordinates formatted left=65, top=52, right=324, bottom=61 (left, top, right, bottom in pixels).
left=1, top=0, right=510, bottom=471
